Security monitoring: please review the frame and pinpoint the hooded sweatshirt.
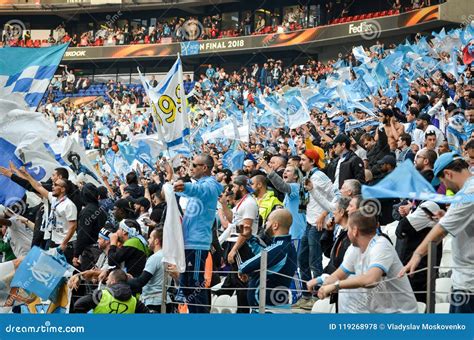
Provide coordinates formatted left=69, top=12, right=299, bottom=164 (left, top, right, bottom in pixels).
left=74, top=183, right=107, bottom=258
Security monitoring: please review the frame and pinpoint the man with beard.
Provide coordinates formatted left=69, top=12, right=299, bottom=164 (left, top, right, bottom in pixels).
left=309, top=211, right=418, bottom=313
left=218, top=175, right=259, bottom=313
left=416, top=113, right=444, bottom=149
left=238, top=209, right=297, bottom=309
left=379, top=108, right=404, bottom=151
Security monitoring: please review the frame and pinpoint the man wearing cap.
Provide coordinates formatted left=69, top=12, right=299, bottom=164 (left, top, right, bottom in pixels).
left=173, top=154, right=223, bottom=313
left=400, top=152, right=474, bottom=313
left=294, top=148, right=338, bottom=310
left=327, top=134, right=365, bottom=190
left=134, top=197, right=151, bottom=237
left=243, top=159, right=256, bottom=175
left=416, top=113, right=444, bottom=148
left=113, top=198, right=137, bottom=223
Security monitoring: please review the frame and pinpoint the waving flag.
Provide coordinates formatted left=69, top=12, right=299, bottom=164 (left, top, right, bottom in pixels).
left=0, top=44, right=68, bottom=110
left=352, top=46, right=371, bottom=64
left=0, top=137, right=50, bottom=206
left=11, top=247, right=70, bottom=300
left=222, top=142, right=245, bottom=172
left=139, top=56, right=190, bottom=150
left=162, top=183, right=185, bottom=273
left=287, top=96, right=310, bottom=129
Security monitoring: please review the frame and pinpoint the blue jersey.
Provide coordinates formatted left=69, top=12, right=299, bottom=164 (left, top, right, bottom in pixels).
left=180, top=176, right=223, bottom=250
left=239, top=234, right=297, bottom=307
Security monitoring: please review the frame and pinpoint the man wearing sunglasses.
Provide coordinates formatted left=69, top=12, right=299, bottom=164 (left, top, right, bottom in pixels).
left=173, top=154, right=223, bottom=313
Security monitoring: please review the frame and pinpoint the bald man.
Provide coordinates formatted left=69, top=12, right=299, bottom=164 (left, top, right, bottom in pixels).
left=238, top=209, right=297, bottom=308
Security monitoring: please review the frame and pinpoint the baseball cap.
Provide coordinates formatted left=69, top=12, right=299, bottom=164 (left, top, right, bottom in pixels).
left=233, top=175, right=254, bottom=194
left=114, top=198, right=135, bottom=212
left=333, top=134, right=350, bottom=146
left=432, top=151, right=463, bottom=186
left=377, top=155, right=396, bottom=167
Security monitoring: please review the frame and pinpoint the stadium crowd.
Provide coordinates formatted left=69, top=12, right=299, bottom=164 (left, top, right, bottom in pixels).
left=0, top=21, right=473, bottom=315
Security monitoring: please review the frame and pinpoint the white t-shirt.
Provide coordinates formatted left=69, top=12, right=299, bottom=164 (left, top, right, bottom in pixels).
left=339, top=235, right=418, bottom=313
left=438, top=176, right=474, bottom=290
left=47, top=192, right=77, bottom=245
left=227, top=195, right=259, bottom=242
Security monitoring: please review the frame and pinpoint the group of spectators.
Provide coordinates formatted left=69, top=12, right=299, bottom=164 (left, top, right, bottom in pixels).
left=1, top=0, right=439, bottom=48
left=0, top=21, right=473, bottom=315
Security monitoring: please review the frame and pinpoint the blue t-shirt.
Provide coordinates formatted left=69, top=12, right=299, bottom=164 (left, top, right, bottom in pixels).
left=283, top=183, right=306, bottom=240
left=141, top=250, right=168, bottom=306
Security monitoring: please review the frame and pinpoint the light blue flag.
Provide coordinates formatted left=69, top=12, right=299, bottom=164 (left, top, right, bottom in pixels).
left=113, top=152, right=131, bottom=181
left=362, top=160, right=436, bottom=199
left=11, top=246, right=69, bottom=300
left=222, top=142, right=245, bottom=171
left=104, top=149, right=116, bottom=174
left=363, top=160, right=474, bottom=203
left=307, top=93, right=329, bottom=110
left=372, top=61, right=389, bottom=88
left=287, top=97, right=310, bottom=129
left=382, top=51, right=405, bottom=74
left=348, top=76, right=371, bottom=101
left=352, top=46, right=371, bottom=64
left=136, top=141, right=155, bottom=169
left=282, top=87, right=302, bottom=100
left=0, top=137, right=47, bottom=206
left=0, top=44, right=69, bottom=110
left=118, top=142, right=137, bottom=165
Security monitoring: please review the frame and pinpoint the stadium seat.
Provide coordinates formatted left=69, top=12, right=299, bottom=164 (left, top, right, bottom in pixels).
left=417, top=302, right=426, bottom=313
left=353, top=15, right=360, bottom=21
left=435, top=278, right=452, bottom=303
left=311, top=299, right=335, bottom=313
left=435, top=303, right=450, bottom=313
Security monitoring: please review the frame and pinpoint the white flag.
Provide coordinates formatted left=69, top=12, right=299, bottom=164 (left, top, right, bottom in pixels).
left=162, top=183, right=186, bottom=273
left=138, top=56, right=189, bottom=150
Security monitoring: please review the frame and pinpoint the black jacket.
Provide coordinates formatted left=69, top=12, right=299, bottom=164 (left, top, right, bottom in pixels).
left=108, top=240, right=147, bottom=278
left=74, top=183, right=107, bottom=259
left=366, top=127, right=391, bottom=179
left=73, top=283, right=149, bottom=313
left=326, top=150, right=365, bottom=189
left=322, top=229, right=351, bottom=275
left=395, top=218, right=442, bottom=302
